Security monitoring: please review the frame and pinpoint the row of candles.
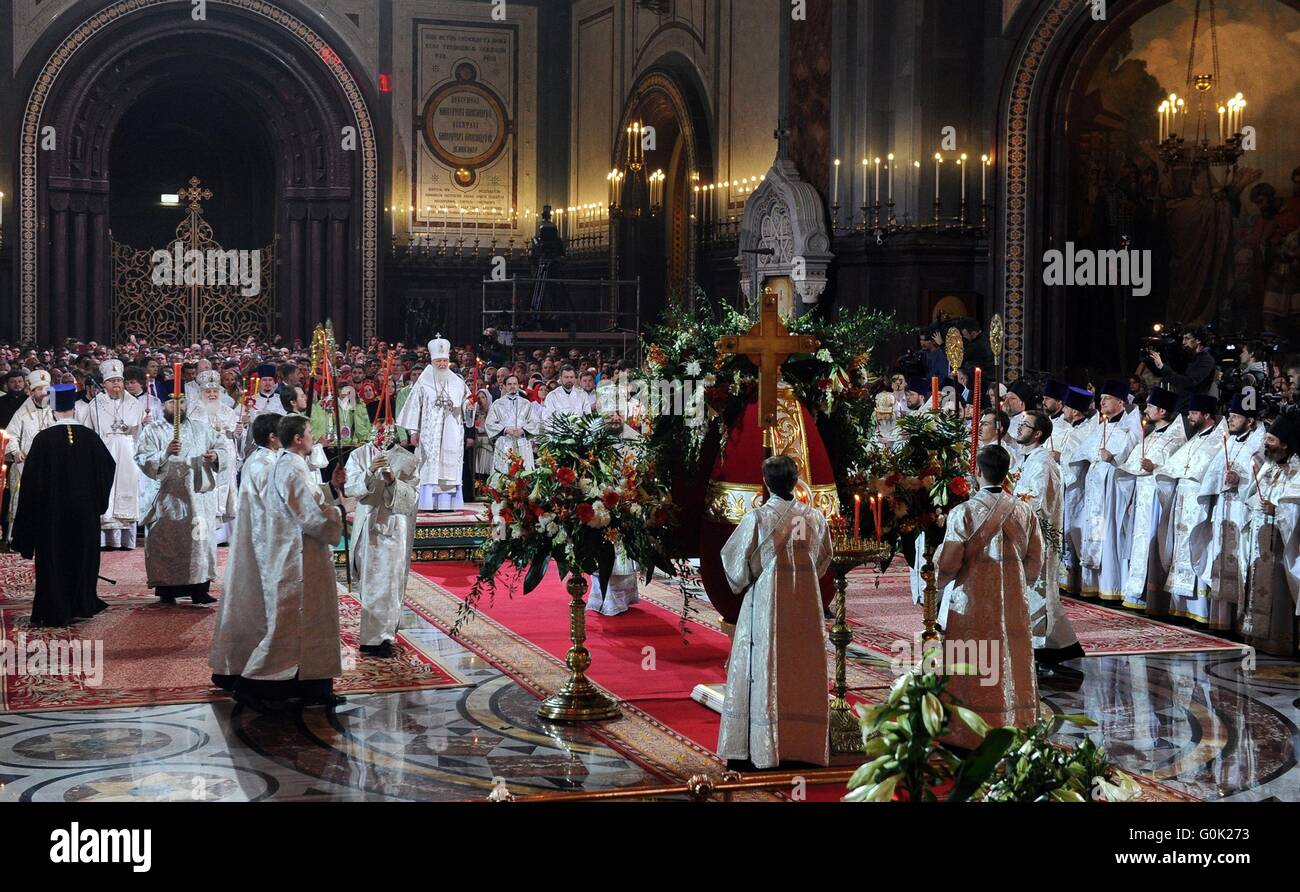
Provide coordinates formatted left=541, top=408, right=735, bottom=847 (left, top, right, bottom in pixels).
left=831, top=152, right=993, bottom=223
left=1157, top=91, right=1246, bottom=144
left=692, top=174, right=767, bottom=227
left=850, top=492, right=886, bottom=542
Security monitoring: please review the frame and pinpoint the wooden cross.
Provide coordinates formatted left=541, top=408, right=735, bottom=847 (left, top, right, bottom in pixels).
left=716, top=292, right=819, bottom=439
left=178, top=176, right=213, bottom=210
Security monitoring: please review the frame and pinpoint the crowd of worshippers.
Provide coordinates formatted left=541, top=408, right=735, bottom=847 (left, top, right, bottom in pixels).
left=876, top=325, right=1300, bottom=661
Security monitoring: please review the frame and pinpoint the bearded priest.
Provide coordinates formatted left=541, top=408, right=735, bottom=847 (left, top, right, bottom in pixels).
left=78, top=359, right=145, bottom=549
left=396, top=337, right=474, bottom=511
left=1075, top=380, right=1138, bottom=601
left=4, top=369, right=55, bottom=537
left=135, top=378, right=225, bottom=604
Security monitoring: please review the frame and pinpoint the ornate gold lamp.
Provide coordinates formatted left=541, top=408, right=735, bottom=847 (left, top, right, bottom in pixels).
left=537, top=573, right=622, bottom=723
left=828, top=523, right=892, bottom=754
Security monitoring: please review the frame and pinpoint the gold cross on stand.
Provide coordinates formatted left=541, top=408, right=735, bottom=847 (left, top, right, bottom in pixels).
left=178, top=176, right=213, bottom=211
left=716, top=292, right=819, bottom=452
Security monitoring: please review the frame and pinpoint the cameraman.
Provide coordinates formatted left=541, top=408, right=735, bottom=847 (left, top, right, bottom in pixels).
left=1148, top=326, right=1216, bottom=410
left=919, top=327, right=951, bottom=381
left=1238, top=341, right=1271, bottom=394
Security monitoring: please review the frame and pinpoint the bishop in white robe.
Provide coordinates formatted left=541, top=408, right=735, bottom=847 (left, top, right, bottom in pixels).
left=344, top=439, right=420, bottom=655
left=135, top=384, right=225, bottom=603
left=718, top=456, right=832, bottom=770
left=484, top=375, right=541, bottom=479
left=78, top=360, right=146, bottom=548
left=190, top=371, right=242, bottom=544
left=1236, top=417, right=1300, bottom=656
left=1076, top=381, right=1138, bottom=601
left=4, top=370, right=54, bottom=537
left=1189, top=395, right=1268, bottom=632
left=396, top=338, right=473, bottom=511
left=1112, top=388, right=1187, bottom=611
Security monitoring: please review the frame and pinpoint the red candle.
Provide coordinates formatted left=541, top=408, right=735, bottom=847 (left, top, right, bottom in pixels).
left=173, top=361, right=183, bottom=394
left=931, top=376, right=939, bottom=412
left=853, top=494, right=861, bottom=541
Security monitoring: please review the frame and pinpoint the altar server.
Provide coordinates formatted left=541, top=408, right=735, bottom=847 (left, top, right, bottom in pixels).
left=135, top=379, right=225, bottom=604
left=1075, top=380, right=1138, bottom=601
left=396, top=336, right=474, bottom=511
left=344, top=430, right=420, bottom=657
left=1057, top=387, right=1096, bottom=595
left=78, top=358, right=146, bottom=548
left=1236, top=415, right=1300, bottom=656
left=542, top=365, right=591, bottom=425
left=484, top=373, right=541, bottom=479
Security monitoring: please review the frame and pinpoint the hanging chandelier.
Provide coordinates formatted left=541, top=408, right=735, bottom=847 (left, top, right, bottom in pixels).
left=1157, top=0, right=1245, bottom=168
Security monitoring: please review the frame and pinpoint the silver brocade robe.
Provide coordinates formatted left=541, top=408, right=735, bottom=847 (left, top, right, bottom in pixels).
left=934, top=489, right=1043, bottom=747
left=718, top=496, right=832, bottom=769
left=344, top=443, right=420, bottom=647
left=1189, top=425, right=1267, bottom=631
left=1012, top=445, right=1078, bottom=651
left=4, top=396, right=53, bottom=534
left=484, top=394, right=541, bottom=476
left=79, top=392, right=146, bottom=529
left=395, top=371, right=468, bottom=491
left=1113, top=417, right=1187, bottom=610
left=191, top=399, right=242, bottom=522
left=1057, top=415, right=1095, bottom=595
left=1237, top=455, right=1300, bottom=655
left=542, top=385, right=591, bottom=426
left=135, top=418, right=224, bottom=587
left=242, top=450, right=344, bottom=681
left=1155, top=421, right=1227, bottom=622
left=1076, top=414, right=1137, bottom=600
left=210, top=446, right=279, bottom=677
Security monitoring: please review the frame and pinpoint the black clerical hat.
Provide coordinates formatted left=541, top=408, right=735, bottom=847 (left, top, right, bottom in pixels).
left=1268, top=415, right=1299, bottom=453
left=1100, top=379, right=1128, bottom=401
left=1147, top=388, right=1178, bottom=413
left=1228, top=392, right=1258, bottom=418
left=1042, top=380, right=1069, bottom=403
left=51, top=384, right=78, bottom=413
left=1187, top=394, right=1218, bottom=414
left=1064, top=387, right=1094, bottom=413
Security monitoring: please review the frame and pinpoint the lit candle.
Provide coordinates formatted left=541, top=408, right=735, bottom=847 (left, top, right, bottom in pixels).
left=970, top=367, right=982, bottom=473
left=980, top=155, right=989, bottom=204
left=832, top=159, right=840, bottom=205
left=934, top=153, right=942, bottom=201
left=853, top=494, right=862, bottom=541
left=931, top=376, right=939, bottom=412
left=1223, top=430, right=1230, bottom=477
left=874, top=157, right=881, bottom=204
left=960, top=153, right=967, bottom=201
left=1102, top=416, right=1108, bottom=452
left=861, top=158, right=869, bottom=207
left=1217, top=105, right=1226, bottom=143
left=871, top=496, right=880, bottom=540
left=887, top=153, right=894, bottom=202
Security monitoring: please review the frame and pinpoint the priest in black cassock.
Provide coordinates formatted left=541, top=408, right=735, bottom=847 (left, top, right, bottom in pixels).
left=11, top=384, right=117, bottom=627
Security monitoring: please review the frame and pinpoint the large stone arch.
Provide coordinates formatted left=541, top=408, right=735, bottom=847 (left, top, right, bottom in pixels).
left=15, top=0, right=380, bottom=344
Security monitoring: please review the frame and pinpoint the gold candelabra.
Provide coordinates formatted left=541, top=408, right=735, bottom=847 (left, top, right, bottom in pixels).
left=828, top=529, right=892, bottom=754
left=537, top=573, right=622, bottom=723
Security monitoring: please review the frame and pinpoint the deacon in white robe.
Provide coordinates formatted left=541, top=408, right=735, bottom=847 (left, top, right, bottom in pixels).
left=135, top=385, right=225, bottom=603
left=934, top=448, right=1043, bottom=749
left=1113, top=389, right=1187, bottom=611
left=1057, top=388, right=1097, bottom=595
left=1189, top=396, right=1268, bottom=631
left=210, top=414, right=282, bottom=688
left=1011, top=411, right=1081, bottom=662
left=237, top=414, right=347, bottom=707
left=1155, top=398, right=1225, bottom=623
left=586, top=386, right=644, bottom=617
left=484, top=374, right=541, bottom=479
left=542, top=367, right=592, bottom=426
left=78, top=360, right=145, bottom=548
left=344, top=438, right=420, bottom=655
left=3, top=370, right=53, bottom=537
left=717, top=456, right=832, bottom=770
left=396, top=337, right=473, bottom=511
left=1236, top=417, right=1300, bottom=656
left=189, top=371, right=242, bottom=545
left=1075, top=381, right=1138, bottom=601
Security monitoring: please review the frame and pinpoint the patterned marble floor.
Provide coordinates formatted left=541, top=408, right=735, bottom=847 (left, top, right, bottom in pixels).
left=1, top=591, right=1297, bottom=802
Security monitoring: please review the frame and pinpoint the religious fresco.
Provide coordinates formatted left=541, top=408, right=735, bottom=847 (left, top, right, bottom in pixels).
left=1066, top=0, right=1300, bottom=339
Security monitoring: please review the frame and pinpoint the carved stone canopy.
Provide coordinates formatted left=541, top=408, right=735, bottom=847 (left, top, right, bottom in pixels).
left=735, top=156, right=833, bottom=314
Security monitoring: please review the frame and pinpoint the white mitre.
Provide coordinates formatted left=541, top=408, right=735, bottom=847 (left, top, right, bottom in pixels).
left=27, top=370, right=50, bottom=389
left=197, top=370, right=221, bottom=390
left=429, top=335, right=451, bottom=361
left=99, top=359, right=124, bottom=381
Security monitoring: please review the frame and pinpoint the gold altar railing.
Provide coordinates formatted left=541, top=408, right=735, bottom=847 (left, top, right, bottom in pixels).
left=471, top=767, right=858, bottom=803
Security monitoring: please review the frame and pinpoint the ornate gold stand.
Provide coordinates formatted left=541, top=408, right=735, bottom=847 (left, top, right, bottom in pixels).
left=919, top=536, right=941, bottom=644
left=828, top=532, right=892, bottom=754
left=537, top=574, right=622, bottom=723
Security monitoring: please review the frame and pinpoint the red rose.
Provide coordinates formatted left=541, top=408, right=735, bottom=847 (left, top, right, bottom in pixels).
left=531, top=503, right=545, bottom=518
left=501, top=507, right=514, bottom=524
left=602, top=491, right=620, bottom=509
left=576, top=503, right=596, bottom=524
left=556, top=467, right=577, bottom=486
left=949, top=477, right=970, bottom=498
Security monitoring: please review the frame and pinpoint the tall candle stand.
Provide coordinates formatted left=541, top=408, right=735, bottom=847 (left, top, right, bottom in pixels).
left=828, top=526, right=892, bottom=754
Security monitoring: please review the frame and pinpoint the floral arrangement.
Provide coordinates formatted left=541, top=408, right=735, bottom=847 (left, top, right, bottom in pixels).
left=637, top=288, right=902, bottom=491
left=451, top=413, right=676, bottom=635
left=978, top=719, right=1141, bottom=803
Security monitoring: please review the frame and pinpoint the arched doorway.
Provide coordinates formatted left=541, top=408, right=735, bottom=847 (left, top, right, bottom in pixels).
left=613, top=62, right=712, bottom=325
left=16, top=0, right=380, bottom=345
left=995, top=0, right=1300, bottom=379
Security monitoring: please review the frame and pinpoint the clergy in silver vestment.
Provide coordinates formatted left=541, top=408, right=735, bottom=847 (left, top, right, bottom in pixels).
left=190, top=370, right=242, bottom=545
left=1003, top=380, right=1035, bottom=466
left=1040, top=380, right=1070, bottom=457
left=236, top=414, right=347, bottom=709
left=542, top=366, right=593, bottom=426
left=1112, top=388, right=1187, bottom=611
left=1154, top=395, right=1224, bottom=623
left=396, top=337, right=473, bottom=511
left=134, top=380, right=225, bottom=604
left=1236, top=416, right=1300, bottom=656
left=586, top=384, right=645, bottom=617
left=1075, top=380, right=1138, bottom=601
left=4, top=370, right=53, bottom=537
left=210, top=414, right=282, bottom=689
left=1011, top=411, right=1082, bottom=665
left=717, top=455, right=832, bottom=771
left=78, top=359, right=146, bottom=548
left=484, top=373, right=541, bottom=480
left=934, top=445, right=1043, bottom=748
left=344, top=436, right=419, bottom=656
left=1057, top=387, right=1097, bottom=596
left=1189, top=393, right=1268, bottom=632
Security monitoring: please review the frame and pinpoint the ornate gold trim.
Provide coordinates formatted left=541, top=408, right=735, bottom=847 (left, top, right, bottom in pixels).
left=704, top=480, right=839, bottom=524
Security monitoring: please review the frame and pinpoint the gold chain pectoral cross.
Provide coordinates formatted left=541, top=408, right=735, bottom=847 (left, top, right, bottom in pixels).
left=716, top=292, right=820, bottom=452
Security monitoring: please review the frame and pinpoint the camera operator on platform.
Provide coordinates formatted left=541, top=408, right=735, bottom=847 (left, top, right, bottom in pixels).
left=1146, top=326, right=1216, bottom=414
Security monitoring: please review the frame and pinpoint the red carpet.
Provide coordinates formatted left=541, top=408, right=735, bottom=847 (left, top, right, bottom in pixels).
left=415, top=562, right=731, bottom=753
left=0, top=592, right=468, bottom=713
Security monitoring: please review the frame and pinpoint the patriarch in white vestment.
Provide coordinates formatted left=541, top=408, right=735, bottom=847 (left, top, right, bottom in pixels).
left=396, top=337, right=474, bottom=511
left=190, top=370, right=242, bottom=544
left=718, top=456, right=832, bottom=770
left=4, top=370, right=54, bottom=537
left=78, top=359, right=146, bottom=548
